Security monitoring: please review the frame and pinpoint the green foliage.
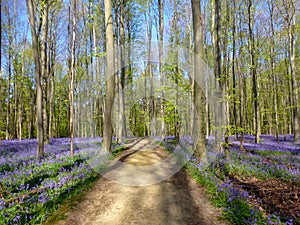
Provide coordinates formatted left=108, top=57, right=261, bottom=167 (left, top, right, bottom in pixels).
left=129, top=102, right=147, bottom=137
left=112, top=144, right=127, bottom=157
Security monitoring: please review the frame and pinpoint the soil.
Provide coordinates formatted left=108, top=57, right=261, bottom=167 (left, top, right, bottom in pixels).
left=231, top=174, right=300, bottom=222
left=54, top=138, right=227, bottom=225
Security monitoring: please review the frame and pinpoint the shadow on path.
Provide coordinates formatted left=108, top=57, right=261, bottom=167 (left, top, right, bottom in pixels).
left=54, top=138, right=227, bottom=225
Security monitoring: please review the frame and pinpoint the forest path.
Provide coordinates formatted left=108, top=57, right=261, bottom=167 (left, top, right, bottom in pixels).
left=55, top=138, right=227, bottom=225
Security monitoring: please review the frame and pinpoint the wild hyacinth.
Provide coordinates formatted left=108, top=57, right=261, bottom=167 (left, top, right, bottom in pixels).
left=0, top=137, right=101, bottom=224
left=188, top=134, right=299, bottom=224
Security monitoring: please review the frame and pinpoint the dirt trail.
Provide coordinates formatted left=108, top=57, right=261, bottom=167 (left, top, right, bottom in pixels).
left=55, top=138, right=227, bottom=225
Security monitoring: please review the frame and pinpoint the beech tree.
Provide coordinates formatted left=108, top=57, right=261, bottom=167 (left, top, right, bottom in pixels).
left=41, top=1, right=49, bottom=144
left=191, top=0, right=207, bottom=163
left=0, top=0, right=298, bottom=153
left=279, top=0, right=299, bottom=143
left=159, top=0, right=165, bottom=140
left=247, top=0, right=261, bottom=144
left=103, top=0, right=115, bottom=153
left=68, top=0, right=77, bottom=156
left=26, top=0, right=44, bottom=158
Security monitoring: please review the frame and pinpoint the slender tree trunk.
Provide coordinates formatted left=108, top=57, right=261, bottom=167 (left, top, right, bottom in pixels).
left=247, top=0, right=260, bottom=143
left=69, top=0, right=76, bottom=156
left=237, top=6, right=245, bottom=151
left=119, top=0, right=126, bottom=139
left=48, top=13, right=57, bottom=140
left=171, top=0, right=180, bottom=141
left=18, top=50, right=25, bottom=140
left=158, top=0, right=165, bottom=140
left=88, top=4, right=94, bottom=138
left=211, top=0, right=217, bottom=142
left=13, top=68, right=17, bottom=139
left=115, top=5, right=121, bottom=143
left=214, top=0, right=229, bottom=158
left=285, top=2, right=299, bottom=143
left=223, top=0, right=230, bottom=158
left=103, top=0, right=115, bottom=153
left=41, top=1, right=49, bottom=144
left=187, top=22, right=194, bottom=137
left=232, top=0, right=237, bottom=139
left=26, top=0, right=44, bottom=159
left=213, top=0, right=223, bottom=147
left=6, top=7, right=12, bottom=140
left=269, top=1, right=279, bottom=142
left=144, top=0, right=152, bottom=137
left=191, top=0, right=207, bottom=163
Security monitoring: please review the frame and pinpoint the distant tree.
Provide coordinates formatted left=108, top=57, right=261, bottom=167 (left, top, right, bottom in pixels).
left=4, top=1, right=15, bottom=140
left=279, top=0, right=299, bottom=143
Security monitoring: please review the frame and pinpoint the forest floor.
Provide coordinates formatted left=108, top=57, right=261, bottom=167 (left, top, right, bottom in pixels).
left=53, top=138, right=227, bottom=225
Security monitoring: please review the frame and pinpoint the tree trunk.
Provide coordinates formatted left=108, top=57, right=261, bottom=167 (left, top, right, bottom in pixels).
left=285, top=1, right=299, bottom=143
left=69, top=0, right=77, bottom=156
left=119, top=0, right=126, bottom=140
left=18, top=50, right=25, bottom=140
left=158, top=0, right=165, bottom=140
left=103, top=0, right=115, bottom=153
left=48, top=12, right=57, bottom=140
left=223, top=0, right=230, bottom=158
left=26, top=0, right=44, bottom=159
left=41, top=2, right=49, bottom=144
left=191, top=0, right=207, bottom=163
left=232, top=0, right=237, bottom=139
left=213, top=0, right=222, bottom=147
left=247, top=0, right=260, bottom=144
left=268, top=0, right=279, bottom=142
left=6, top=7, right=12, bottom=140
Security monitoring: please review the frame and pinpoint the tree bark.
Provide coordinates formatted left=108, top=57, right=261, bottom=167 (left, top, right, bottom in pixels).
left=6, top=4, right=12, bottom=140
left=268, top=0, right=279, bottom=142
left=191, top=0, right=207, bottom=163
left=283, top=1, right=300, bottom=143
left=18, top=49, right=25, bottom=140
left=41, top=1, right=49, bottom=144
left=158, top=0, right=165, bottom=140
left=247, top=0, right=260, bottom=144
left=48, top=10, right=57, bottom=140
left=119, top=0, right=126, bottom=140
left=103, top=0, right=115, bottom=153
left=232, top=0, right=237, bottom=139
left=69, top=0, right=77, bottom=156
left=26, top=0, right=44, bottom=159
left=212, top=0, right=222, bottom=146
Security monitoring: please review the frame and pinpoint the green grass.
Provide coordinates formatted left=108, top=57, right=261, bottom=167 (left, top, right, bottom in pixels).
left=112, top=144, right=127, bottom=157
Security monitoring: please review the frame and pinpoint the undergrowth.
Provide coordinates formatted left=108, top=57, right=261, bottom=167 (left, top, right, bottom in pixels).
left=185, top=162, right=295, bottom=225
